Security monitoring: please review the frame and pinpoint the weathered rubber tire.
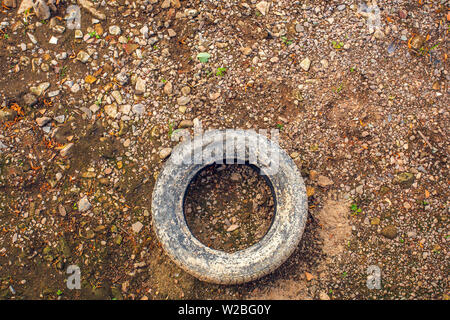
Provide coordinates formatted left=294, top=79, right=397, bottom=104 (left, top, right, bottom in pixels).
left=151, top=130, right=307, bottom=284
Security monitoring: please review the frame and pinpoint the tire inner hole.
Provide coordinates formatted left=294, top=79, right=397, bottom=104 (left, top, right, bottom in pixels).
left=183, top=163, right=275, bottom=253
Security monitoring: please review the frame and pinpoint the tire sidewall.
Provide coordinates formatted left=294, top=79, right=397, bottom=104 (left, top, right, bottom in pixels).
left=151, top=130, right=307, bottom=284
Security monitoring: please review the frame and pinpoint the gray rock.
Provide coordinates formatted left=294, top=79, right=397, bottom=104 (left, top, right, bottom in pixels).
left=27, top=32, right=37, bottom=44
left=177, top=96, right=190, bottom=106
left=116, top=72, right=129, bottom=86
left=119, top=104, right=131, bottom=115
left=80, top=107, right=92, bottom=119
left=56, top=52, right=67, bottom=60
left=164, top=81, right=173, bottom=95
left=131, top=221, right=144, bottom=233
left=36, top=116, right=51, bottom=127
left=77, top=0, right=106, bottom=20
left=104, top=104, right=118, bottom=118
left=33, top=0, right=50, bottom=20
left=317, top=175, right=333, bottom=187
left=132, top=104, right=145, bottom=115
left=70, top=83, right=80, bottom=93
left=18, top=0, right=33, bottom=14
left=374, top=29, right=385, bottom=39
left=148, top=37, right=158, bottom=46
left=54, top=115, right=65, bottom=123
left=0, top=141, right=8, bottom=151
left=111, top=91, right=123, bottom=104
left=47, top=90, right=60, bottom=97
left=52, top=25, right=66, bottom=34
left=256, top=1, right=270, bottom=16
left=30, top=82, right=50, bottom=96
left=23, top=93, right=37, bottom=106
left=140, top=25, right=149, bottom=38
left=78, top=196, right=91, bottom=212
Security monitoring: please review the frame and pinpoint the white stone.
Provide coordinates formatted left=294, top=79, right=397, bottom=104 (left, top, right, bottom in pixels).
left=132, top=104, right=145, bottom=115
left=49, top=36, right=58, bottom=44
left=300, top=57, right=311, bottom=71
left=131, top=221, right=143, bottom=233
left=104, top=104, right=118, bottom=118
left=78, top=196, right=91, bottom=212
left=119, top=104, right=131, bottom=115
left=177, top=96, right=190, bottom=106
left=256, top=1, right=270, bottom=16
left=109, top=25, right=121, bottom=36
left=135, top=77, right=146, bottom=95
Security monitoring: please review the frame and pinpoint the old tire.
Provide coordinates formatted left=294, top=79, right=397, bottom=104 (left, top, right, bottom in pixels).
left=151, top=130, right=307, bottom=284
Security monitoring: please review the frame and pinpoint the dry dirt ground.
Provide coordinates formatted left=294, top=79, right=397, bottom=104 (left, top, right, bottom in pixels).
left=0, top=0, right=448, bottom=300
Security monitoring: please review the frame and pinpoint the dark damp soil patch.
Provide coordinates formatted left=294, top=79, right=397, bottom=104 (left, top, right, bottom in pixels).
left=183, top=164, right=275, bottom=253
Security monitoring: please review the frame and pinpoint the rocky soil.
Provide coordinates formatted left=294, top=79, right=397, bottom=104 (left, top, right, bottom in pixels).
left=0, top=0, right=448, bottom=300
left=184, top=164, right=275, bottom=253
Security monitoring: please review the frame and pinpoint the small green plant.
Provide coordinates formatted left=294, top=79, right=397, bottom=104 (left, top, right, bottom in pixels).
left=276, top=123, right=284, bottom=130
left=281, top=36, right=293, bottom=45
left=350, top=67, right=355, bottom=72
left=153, top=44, right=159, bottom=50
left=429, top=43, right=438, bottom=51
left=399, top=238, right=404, bottom=243
left=342, top=271, right=348, bottom=278
left=3, top=34, right=9, bottom=39
left=335, top=83, right=344, bottom=93
left=56, top=289, right=63, bottom=296
left=168, top=122, right=174, bottom=138
left=161, top=78, right=167, bottom=83
left=331, top=40, right=344, bottom=49
left=59, top=66, right=68, bottom=79
left=255, top=11, right=261, bottom=17
left=216, top=67, right=227, bottom=76
left=89, top=31, right=100, bottom=39
left=350, top=204, right=361, bottom=215
left=95, top=96, right=102, bottom=106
